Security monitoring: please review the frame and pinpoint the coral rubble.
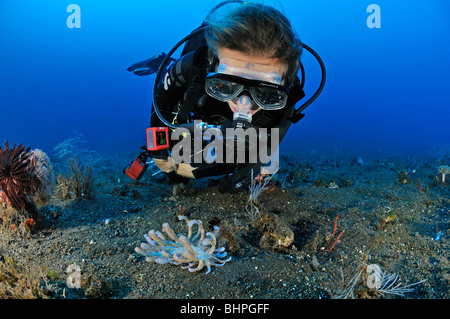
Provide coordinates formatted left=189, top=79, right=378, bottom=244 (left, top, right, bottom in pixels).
left=135, top=215, right=231, bottom=274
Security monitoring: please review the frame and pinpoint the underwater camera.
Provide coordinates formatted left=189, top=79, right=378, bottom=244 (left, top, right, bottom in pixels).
left=124, top=128, right=169, bottom=181
left=124, top=150, right=149, bottom=181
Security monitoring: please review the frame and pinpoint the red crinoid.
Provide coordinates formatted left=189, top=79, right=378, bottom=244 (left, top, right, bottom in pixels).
left=0, top=141, right=34, bottom=212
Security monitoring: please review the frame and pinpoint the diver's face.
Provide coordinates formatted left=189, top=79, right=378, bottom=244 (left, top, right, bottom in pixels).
left=216, top=48, right=286, bottom=116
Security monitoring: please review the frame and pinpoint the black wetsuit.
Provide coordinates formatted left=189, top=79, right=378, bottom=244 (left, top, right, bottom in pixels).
left=149, top=46, right=303, bottom=191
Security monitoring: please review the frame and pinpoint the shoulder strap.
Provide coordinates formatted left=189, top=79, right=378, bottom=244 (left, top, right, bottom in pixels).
left=176, top=46, right=211, bottom=122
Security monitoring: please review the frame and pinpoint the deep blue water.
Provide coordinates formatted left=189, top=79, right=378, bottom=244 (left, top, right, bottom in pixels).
left=1, top=0, right=449, bottom=160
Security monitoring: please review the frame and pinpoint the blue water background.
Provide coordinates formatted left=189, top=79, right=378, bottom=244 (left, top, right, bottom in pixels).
left=1, top=0, right=449, bottom=160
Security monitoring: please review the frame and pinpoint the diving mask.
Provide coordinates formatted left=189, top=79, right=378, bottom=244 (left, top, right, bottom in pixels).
left=205, top=72, right=289, bottom=110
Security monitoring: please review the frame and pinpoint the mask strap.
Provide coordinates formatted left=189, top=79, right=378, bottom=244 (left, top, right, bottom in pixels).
left=216, top=64, right=283, bottom=84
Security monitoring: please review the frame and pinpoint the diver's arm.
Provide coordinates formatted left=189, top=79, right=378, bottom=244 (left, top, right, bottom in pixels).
left=149, top=52, right=195, bottom=161
left=150, top=51, right=195, bottom=128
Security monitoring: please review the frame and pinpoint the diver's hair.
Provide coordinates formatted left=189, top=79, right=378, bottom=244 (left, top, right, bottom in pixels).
left=205, top=2, right=302, bottom=85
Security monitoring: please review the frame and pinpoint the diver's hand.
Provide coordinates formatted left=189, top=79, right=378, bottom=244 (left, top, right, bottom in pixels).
left=176, top=163, right=195, bottom=178
left=154, top=158, right=195, bottom=178
left=153, top=157, right=177, bottom=173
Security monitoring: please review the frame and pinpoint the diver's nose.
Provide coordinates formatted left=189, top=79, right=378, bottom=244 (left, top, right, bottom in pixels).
left=235, top=94, right=253, bottom=113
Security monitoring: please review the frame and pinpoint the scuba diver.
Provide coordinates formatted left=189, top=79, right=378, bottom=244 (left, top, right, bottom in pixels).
left=125, top=1, right=325, bottom=193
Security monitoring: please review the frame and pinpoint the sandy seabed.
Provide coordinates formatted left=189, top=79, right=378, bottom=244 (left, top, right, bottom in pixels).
left=1, top=151, right=448, bottom=305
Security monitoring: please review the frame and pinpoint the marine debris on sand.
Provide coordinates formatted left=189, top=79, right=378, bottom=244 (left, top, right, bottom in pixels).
left=135, top=215, right=231, bottom=274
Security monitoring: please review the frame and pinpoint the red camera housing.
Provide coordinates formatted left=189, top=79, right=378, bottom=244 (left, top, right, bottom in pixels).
left=125, top=156, right=148, bottom=180
left=146, top=127, right=169, bottom=151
